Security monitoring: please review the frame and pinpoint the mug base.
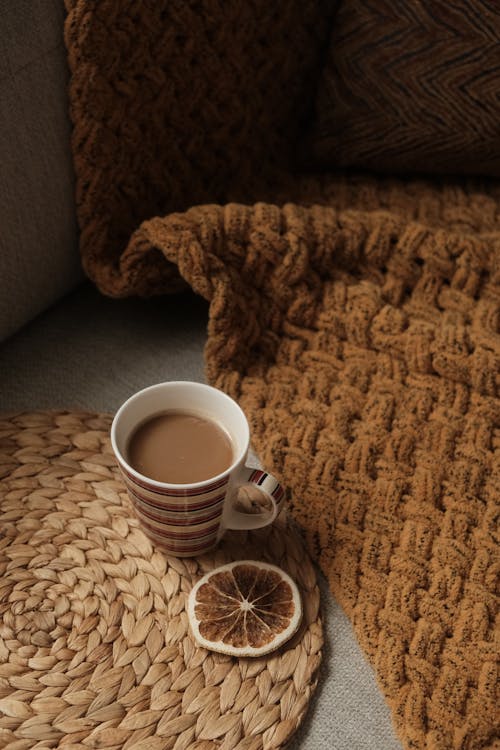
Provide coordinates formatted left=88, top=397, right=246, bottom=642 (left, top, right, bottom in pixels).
left=146, top=537, right=219, bottom=558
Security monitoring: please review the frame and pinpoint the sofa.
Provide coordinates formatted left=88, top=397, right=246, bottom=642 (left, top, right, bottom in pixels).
left=0, top=3, right=404, bottom=747
left=1, top=2, right=498, bottom=749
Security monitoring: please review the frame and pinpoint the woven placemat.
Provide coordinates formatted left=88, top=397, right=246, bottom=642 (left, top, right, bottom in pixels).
left=0, top=412, right=322, bottom=750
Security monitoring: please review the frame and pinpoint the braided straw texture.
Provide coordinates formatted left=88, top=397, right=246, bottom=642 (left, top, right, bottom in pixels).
left=0, top=412, right=322, bottom=750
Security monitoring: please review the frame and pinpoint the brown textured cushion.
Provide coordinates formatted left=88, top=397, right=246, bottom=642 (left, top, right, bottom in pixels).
left=64, top=0, right=335, bottom=297
left=309, top=0, right=500, bottom=176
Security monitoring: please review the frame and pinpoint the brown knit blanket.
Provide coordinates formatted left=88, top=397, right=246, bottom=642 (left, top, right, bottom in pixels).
left=65, top=3, right=499, bottom=748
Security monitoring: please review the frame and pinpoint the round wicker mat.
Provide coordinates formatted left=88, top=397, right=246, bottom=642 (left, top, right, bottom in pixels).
left=0, top=412, right=322, bottom=750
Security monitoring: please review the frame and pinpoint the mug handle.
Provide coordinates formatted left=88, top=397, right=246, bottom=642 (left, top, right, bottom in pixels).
left=223, top=467, right=285, bottom=531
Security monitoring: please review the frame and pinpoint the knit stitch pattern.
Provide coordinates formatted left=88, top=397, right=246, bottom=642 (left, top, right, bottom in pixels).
left=64, top=3, right=500, bottom=748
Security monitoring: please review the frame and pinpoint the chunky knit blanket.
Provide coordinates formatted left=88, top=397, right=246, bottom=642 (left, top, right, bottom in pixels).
left=65, top=3, right=500, bottom=748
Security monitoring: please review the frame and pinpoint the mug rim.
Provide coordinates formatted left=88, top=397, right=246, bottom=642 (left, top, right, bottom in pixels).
left=110, top=381, right=250, bottom=490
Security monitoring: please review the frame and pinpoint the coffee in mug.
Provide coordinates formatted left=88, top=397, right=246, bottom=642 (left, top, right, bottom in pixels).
left=127, top=411, right=234, bottom=484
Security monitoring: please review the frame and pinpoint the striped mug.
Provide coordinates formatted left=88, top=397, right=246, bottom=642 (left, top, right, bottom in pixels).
left=110, top=381, right=285, bottom=557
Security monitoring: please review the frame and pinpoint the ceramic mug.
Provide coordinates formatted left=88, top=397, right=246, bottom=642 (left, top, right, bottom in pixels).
left=110, top=381, right=285, bottom=557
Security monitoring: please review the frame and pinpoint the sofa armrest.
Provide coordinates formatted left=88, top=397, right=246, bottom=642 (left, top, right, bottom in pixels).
left=0, top=0, right=82, bottom=342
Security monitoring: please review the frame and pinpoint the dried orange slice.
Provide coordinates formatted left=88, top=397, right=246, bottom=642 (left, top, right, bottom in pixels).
left=187, top=560, right=302, bottom=657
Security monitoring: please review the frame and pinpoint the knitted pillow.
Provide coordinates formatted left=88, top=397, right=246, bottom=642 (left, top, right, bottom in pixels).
left=308, top=0, right=500, bottom=176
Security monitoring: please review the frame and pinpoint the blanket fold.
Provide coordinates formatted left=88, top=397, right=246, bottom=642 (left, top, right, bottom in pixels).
left=121, top=202, right=500, bottom=749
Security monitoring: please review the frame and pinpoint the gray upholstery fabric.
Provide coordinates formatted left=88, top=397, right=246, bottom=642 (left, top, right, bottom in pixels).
left=0, top=283, right=403, bottom=750
left=0, top=0, right=82, bottom=342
